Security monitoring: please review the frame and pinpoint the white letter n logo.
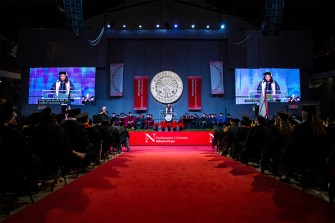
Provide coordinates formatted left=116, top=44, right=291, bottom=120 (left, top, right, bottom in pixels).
left=145, top=133, right=155, bottom=143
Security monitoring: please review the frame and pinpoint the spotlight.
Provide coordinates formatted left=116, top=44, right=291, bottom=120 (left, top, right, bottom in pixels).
left=174, top=24, right=178, bottom=28
left=220, top=24, right=225, bottom=29
left=139, top=25, right=142, bottom=29
left=191, top=24, right=195, bottom=29
left=123, top=24, right=126, bottom=28
left=206, top=25, right=210, bottom=29
left=107, top=24, right=111, bottom=28
left=156, top=24, right=160, bottom=28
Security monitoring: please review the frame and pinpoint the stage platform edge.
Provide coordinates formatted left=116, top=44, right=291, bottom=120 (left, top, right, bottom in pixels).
left=129, top=131, right=214, bottom=146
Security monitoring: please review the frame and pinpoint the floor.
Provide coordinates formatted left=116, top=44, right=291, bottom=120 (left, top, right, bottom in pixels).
left=0, top=149, right=331, bottom=221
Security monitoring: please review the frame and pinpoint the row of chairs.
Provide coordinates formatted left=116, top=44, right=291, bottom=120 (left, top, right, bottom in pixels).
left=0, top=145, right=118, bottom=217
left=213, top=143, right=335, bottom=204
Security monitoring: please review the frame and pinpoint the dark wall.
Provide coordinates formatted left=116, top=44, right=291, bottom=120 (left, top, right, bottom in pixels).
left=18, top=29, right=314, bottom=120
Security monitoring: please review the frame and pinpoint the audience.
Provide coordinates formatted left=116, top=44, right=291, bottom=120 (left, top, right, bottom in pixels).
left=1, top=100, right=333, bottom=202
left=0, top=100, right=41, bottom=193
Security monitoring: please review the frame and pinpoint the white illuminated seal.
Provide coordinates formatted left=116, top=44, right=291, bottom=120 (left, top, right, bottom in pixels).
left=150, top=71, right=183, bottom=104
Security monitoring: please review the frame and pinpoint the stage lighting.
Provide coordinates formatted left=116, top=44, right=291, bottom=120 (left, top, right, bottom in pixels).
left=156, top=24, right=160, bottom=28
left=123, top=25, right=126, bottom=28
left=191, top=24, right=195, bottom=29
left=174, top=24, right=178, bottom=28
left=220, top=24, right=225, bottom=29
left=206, top=25, right=210, bottom=29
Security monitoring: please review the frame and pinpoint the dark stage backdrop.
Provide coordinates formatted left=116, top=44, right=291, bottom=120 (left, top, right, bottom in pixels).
left=19, top=29, right=313, bottom=120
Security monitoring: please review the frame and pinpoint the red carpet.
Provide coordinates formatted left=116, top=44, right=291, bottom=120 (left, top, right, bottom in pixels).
left=3, top=146, right=334, bottom=223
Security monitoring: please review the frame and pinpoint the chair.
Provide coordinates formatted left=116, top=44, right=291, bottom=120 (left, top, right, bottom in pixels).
left=0, top=169, right=34, bottom=216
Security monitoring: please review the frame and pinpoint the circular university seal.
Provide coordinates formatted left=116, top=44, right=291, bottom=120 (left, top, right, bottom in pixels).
left=150, top=71, right=183, bottom=104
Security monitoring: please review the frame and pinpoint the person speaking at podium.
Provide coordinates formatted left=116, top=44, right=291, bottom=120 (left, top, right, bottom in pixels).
left=164, top=103, right=174, bottom=122
left=51, top=71, right=74, bottom=97
left=256, top=71, right=281, bottom=96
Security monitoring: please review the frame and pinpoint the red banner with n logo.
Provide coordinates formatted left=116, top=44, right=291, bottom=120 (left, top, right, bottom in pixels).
left=188, top=76, right=201, bottom=110
left=134, top=76, right=148, bottom=110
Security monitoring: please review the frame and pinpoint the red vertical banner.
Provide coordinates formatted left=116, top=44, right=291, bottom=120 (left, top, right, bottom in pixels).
left=188, top=76, right=202, bottom=110
left=134, top=76, right=148, bottom=110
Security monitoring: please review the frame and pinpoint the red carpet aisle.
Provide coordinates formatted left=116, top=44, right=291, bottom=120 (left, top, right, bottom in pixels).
left=3, top=146, right=334, bottom=223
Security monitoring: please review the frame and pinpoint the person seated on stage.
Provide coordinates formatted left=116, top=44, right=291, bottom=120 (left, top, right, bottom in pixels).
left=82, top=93, right=94, bottom=105
left=182, top=113, right=193, bottom=129
left=200, top=113, right=208, bottom=129
left=136, top=114, right=145, bottom=129
left=217, top=113, right=226, bottom=124
left=207, top=114, right=217, bottom=129
left=114, top=114, right=120, bottom=126
left=226, top=114, right=232, bottom=123
left=110, top=112, right=117, bottom=125
left=184, top=113, right=191, bottom=119
left=117, top=113, right=126, bottom=126
left=144, top=114, right=154, bottom=129
left=149, top=114, right=155, bottom=127
left=125, top=112, right=136, bottom=129
left=99, top=106, right=109, bottom=119
left=51, top=71, right=74, bottom=97
left=191, top=113, right=200, bottom=129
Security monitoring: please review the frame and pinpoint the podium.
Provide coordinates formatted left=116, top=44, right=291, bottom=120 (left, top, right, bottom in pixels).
left=38, top=90, right=82, bottom=105
left=245, top=90, right=288, bottom=103
left=159, top=110, right=177, bottom=122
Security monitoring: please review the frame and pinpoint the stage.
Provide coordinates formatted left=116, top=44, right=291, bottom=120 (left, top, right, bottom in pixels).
left=129, top=131, right=214, bottom=146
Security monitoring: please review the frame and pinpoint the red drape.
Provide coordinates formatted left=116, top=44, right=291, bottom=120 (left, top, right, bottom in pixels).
left=134, top=76, right=148, bottom=110
left=188, top=76, right=201, bottom=110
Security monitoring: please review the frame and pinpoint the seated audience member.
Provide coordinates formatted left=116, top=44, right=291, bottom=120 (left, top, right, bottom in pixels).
left=77, top=112, right=102, bottom=164
left=125, top=112, right=136, bottom=129
left=0, top=100, right=41, bottom=193
left=99, top=116, right=120, bottom=157
left=30, top=107, right=71, bottom=179
left=61, top=109, right=91, bottom=170
left=260, top=111, right=293, bottom=174
left=240, top=115, right=269, bottom=164
left=213, top=122, right=225, bottom=150
left=279, top=105, right=329, bottom=182
left=118, top=122, right=130, bottom=152
left=229, top=118, right=252, bottom=160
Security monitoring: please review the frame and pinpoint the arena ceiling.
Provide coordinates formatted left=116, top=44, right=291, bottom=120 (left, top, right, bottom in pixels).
left=0, top=0, right=334, bottom=72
